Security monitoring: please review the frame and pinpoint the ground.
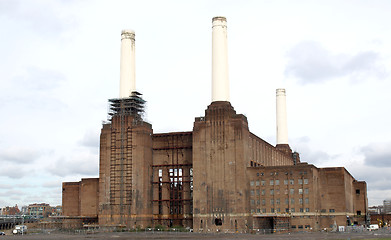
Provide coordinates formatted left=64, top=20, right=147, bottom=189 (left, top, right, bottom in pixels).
left=1, top=231, right=391, bottom=240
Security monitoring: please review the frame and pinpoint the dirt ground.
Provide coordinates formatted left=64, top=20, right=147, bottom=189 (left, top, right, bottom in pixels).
left=1, top=231, right=391, bottom=240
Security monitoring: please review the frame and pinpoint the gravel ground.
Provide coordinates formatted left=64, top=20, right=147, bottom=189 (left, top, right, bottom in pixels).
left=2, top=231, right=391, bottom=240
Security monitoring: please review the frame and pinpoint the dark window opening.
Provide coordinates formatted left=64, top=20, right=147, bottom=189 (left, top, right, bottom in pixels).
left=356, top=189, right=360, bottom=194
left=215, top=218, right=222, bottom=226
left=357, top=211, right=361, bottom=216
left=298, top=225, right=303, bottom=229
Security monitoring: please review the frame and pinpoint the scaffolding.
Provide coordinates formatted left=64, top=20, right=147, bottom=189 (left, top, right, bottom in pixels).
left=108, top=91, right=146, bottom=121
left=108, top=91, right=146, bottom=225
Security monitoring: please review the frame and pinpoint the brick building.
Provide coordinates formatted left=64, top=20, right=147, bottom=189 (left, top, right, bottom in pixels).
left=62, top=17, right=367, bottom=232
left=0, top=205, right=20, bottom=215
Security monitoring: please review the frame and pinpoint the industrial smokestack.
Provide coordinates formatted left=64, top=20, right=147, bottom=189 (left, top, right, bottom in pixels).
left=212, top=16, right=230, bottom=102
left=119, top=30, right=136, bottom=98
left=276, top=88, right=288, bottom=145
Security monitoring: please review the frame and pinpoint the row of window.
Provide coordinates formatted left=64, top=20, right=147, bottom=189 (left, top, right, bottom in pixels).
left=257, top=171, right=308, bottom=177
left=250, top=208, right=310, bottom=213
left=291, top=225, right=311, bottom=229
left=250, top=179, right=309, bottom=187
left=250, top=188, right=309, bottom=196
left=250, top=198, right=310, bottom=205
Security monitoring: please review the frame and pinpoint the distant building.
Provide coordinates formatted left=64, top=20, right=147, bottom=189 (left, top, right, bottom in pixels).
left=1, top=205, right=20, bottom=215
left=51, top=205, right=62, bottom=216
left=27, top=203, right=52, bottom=218
left=383, top=200, right=391, bottom=214
left=369, top=205, right=384, bottom=214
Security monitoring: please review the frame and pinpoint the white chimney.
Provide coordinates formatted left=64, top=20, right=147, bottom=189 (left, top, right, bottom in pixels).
left=276, top=88, right=288, bottom=145
left=212, top=16, right=230, bottom=102
left=119, top=30, right=136, bottom=98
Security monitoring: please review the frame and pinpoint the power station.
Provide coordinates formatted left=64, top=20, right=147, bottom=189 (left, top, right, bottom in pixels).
left=62, top=17, right=368, bottom=232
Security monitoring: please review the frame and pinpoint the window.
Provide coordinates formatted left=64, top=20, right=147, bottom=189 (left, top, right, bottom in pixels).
left=357, top=211, right=361, bottom=216
left=261, top=180, right=266, bottom=186
left=261, top=189, right=265, bottom=195
left=284, top=189, right=288, bottom=194
left=304, top=179, right=308, bottom=184
left=262, top=199, right=265, bottom=205
left=270, top=189, right=274, bottom=195
left=250, top=181, right=254, bottom=186
left=257, top=208, right=260, bottom=213
left=257, top=200, right=260, bottom=205
left=298, top=225, right=303, bottom=229
left=260, top=172, right=264, bottom=176
left=262, top=208, right=266, bottom=213
left=290, top=179, right=294, bottom=185
left=291, top=208, right=295, bottom=213
left=271, top=208, right=275, bottom=213
left=300, top=208, right=304, bottom=212
left=305, top=208, right=309, bottom=212
left=276, top=198, right=280, bottom=204
left=299, top=198, right=303, bottom=204
left=270, top=199, right=274, bottom=205
left=305, top=198, right=309, bottom=204
left=299, top=188, right=303, bottom=194
left=250, top=199, right=255, bottom=205
left=270, top=180, right=274, bottom=186
left=285, top=208, right=289, bottom=213
left=256, top=189, right=260, bottom=195
left=215, top=218, right=222, bottom=226
left=298, top=179, right=303, bottom=184
left=305, top=225, right=310, bottom=229
left=256, top=180, right=260, bottom=186
left=356, top=189, right=360, bottom=194
left=329, top=209, right=335, bottom=213
left=291, top=225, right=296, bottom=229
left=277, top=208, right=280, bottom=212
left=290, top=188, right=294, bottom=194
left=276, top=189, right=280, bottom=195
left=251, top=190, right=255, bottom=196
left=321, top=209, right=326, bottom=213
left=275, top=180, right=280, bottom=185
left=284, top=179, right=288, bottom=185
left=285, top=198, right=289, bottom=204
left=291, top=198, right=295, bottom=204
left=304, top=188, right=309, bottom=194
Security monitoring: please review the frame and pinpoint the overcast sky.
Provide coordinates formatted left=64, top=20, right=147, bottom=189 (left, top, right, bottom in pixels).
left=1, top=0, right=390, bottom=208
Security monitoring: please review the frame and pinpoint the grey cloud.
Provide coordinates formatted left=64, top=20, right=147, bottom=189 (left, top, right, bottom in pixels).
left=0, top=147, right=41, bottom=163
left=79, top=130, right=100, bottom=148
left=349, top=165, right=391, bottom=192
left=284, top=41, right=386, bottom=84
left=290, top=136, right=337, bottom=165
left=46, top=153, right=98, bottom=177
left=42, top=180, right=62, bottom=188
left=361, top=142, right=391, bottom=168
left=0, top=165, right=33, bottom=179
left=0, top=183, right=13, bottom=189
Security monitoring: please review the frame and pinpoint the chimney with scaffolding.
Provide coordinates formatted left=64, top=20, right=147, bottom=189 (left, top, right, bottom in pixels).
left=98, top=30, right=153, bottom=228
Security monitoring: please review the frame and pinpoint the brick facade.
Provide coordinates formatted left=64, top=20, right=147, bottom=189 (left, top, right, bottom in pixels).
left=62, top=102, right=367, bottom=232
